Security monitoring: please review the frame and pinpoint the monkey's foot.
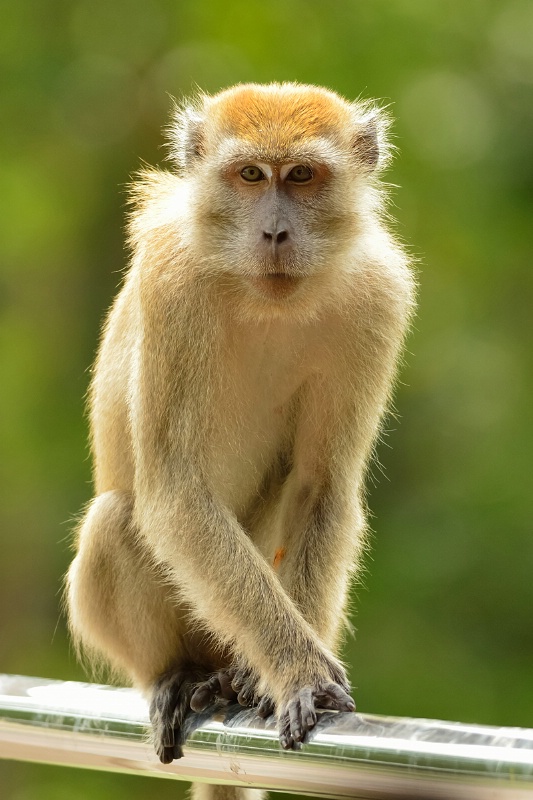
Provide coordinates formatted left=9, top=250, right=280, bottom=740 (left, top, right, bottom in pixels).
left=190, top=664, right=275, bottom=718
left=150, top=667, right=204, bottom=763
left=278, top=682, right=355, bottom=751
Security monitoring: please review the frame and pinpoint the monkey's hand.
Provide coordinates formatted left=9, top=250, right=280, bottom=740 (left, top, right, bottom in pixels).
left=277, top=661, right=355, bottom=750
left=190, top=662, right=275, bottom=718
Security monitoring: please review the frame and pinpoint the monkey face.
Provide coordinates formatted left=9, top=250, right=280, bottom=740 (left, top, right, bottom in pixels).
left=218, top=153, right=343, bottom=299
left=192, top=146, right=368, bottom=313
left=168, top=83, right=388, bottom=316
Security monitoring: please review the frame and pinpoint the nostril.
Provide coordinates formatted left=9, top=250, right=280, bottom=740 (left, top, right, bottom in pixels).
left=263, top=228, right=289, bottom=246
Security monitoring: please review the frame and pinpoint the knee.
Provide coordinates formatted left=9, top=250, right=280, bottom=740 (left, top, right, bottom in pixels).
left=66, top=491, right=132, bottom=632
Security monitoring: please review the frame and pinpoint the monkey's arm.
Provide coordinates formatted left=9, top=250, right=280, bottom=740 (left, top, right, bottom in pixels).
left=276, top=270, right=414, bottom=647
left=190, top=306, right=410, bottom=724
left=129, top=285, right=353, bottom=745
left=275, top=385, right=378, bottom=647
left=190, top=375, right=386, bottom=715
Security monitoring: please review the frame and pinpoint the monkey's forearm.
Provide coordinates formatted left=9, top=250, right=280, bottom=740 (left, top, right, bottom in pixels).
left=276, top=483, right=363, bottom=648
left=133, top=487, right=344, bottom=701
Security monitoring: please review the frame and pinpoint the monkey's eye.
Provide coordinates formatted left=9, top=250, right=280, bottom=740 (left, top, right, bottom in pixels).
left=286, top=165, right=313, bottom=183
left=240, top=166, right=265, bottom=183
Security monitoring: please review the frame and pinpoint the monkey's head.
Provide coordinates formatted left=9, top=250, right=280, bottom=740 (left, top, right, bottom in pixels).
left=169, top=83, right=391, bottom=319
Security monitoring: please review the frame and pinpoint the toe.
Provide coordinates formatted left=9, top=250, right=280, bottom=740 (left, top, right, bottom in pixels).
left=190, top=683, right=212, bottom=712
left=217, top=671, right=238, bottom=701
left=157, top=742, right=175, bottom=764
left=257, top=696, right=274, bottom=718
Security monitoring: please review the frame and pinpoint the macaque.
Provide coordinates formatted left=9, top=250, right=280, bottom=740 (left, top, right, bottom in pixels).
left=66, top=82, right=415, bottom=798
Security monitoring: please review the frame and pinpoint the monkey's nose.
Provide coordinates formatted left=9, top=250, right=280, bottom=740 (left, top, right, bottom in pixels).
left=263, top=226, right=290, bottom=259
left=263, top=228, right=289, bottom=245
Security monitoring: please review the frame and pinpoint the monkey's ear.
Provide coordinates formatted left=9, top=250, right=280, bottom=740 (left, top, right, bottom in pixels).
left=351, top=107, right=392, bottom=172
left=167, top=103, right=206, bottom=172
left=354, top=117, right=379, bottom=169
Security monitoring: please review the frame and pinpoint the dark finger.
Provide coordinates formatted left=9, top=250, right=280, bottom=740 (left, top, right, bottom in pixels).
left=298, top=687, right=317, bottom=733
left=288, top=697, right=303, bottom=742
left=217, top=670, right=238, bottom=701
left=320, top=682, right=355, bottom=711
left=278, top=712, right=295, bottom=750
left=237, top=682, right=255, bottom=706
left=231, top=667, right=250, bottom=692
left=257, top=696, right=275, bottom=718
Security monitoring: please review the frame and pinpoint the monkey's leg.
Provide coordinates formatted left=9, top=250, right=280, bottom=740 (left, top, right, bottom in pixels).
left=67, top=490, right=216, bottom=762
left=263, top=484, right=362, bottom=749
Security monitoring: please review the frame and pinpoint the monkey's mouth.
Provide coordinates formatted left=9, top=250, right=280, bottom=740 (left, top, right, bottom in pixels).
left=251, top=273, right=302, bottom=299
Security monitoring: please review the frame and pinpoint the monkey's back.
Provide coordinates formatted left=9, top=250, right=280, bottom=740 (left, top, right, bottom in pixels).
left=89, top=275, right=137, bottom=495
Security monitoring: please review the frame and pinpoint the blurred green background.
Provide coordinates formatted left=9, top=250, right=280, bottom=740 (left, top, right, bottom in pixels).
left=1, top=0, right=532, bottom=797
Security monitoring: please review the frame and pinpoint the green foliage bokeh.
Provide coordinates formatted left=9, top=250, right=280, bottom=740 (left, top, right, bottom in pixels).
left=1, top=1, right=532, bottom=797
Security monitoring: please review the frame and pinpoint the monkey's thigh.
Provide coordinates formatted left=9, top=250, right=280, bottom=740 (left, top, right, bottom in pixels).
left=67, top=490, right=200, bottom=687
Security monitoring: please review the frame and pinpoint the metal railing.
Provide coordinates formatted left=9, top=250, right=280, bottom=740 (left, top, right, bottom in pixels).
left=1, top=674, right=533, bottom=798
